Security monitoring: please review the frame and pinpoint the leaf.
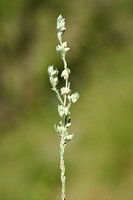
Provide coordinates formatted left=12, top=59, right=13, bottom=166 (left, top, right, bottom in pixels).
left=65, top=133, right=74, bottom=142
left=54, top=124, right=61, bottom=135
left=54, top=124, right=57, bottom=132
left=65, top=117, right=71, bottom=128
left=59, top=121, right=63, bottom=125
left=66, top=122, right=71, bottom=128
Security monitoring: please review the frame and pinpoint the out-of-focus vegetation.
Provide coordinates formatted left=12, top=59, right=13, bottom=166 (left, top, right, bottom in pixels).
left=0, top=0, right=133, bottom=200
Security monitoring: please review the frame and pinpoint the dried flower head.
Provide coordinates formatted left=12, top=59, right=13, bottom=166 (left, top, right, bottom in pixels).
left=61, top=87, right=70, bottom=95
left=61, top=69, right=69, bottom=79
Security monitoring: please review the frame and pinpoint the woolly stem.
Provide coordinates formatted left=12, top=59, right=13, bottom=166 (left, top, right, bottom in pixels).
left=60, top=136, right=66, bottom=200
left=60, top=50, right=68, bottom=200
left=62, top=55, right=68, bottom=106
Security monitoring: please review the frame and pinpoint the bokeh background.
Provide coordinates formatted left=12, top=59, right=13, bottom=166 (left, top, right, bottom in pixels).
left=0, top=0, right=133, bottom=199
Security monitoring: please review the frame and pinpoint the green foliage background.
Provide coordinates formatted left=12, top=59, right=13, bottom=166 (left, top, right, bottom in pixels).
left=0, top=0, right=133, bottom=199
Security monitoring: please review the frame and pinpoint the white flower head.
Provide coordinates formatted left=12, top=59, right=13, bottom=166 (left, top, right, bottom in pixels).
left=61, top=87, right=70, bottom=95
left=61, top=69, right=69, bottom=79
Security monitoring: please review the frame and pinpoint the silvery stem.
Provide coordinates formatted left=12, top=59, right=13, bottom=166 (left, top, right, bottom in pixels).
left=62, top=55, right=68, bottom=106
left=60, top=136, right=66, bottom=200
left=60, top=47, right=69, bottom=200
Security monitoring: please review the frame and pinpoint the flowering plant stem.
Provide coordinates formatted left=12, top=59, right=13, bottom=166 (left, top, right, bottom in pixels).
left=48, top=15, right=79, bottom=200
left=60, top=134, right=66, bottom=200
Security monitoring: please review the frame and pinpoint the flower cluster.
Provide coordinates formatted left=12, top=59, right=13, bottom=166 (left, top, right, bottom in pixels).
left=56, top=15, right=70, bottom=58
left=57, top=15, right=66, bottom=33
left=48, top=15, right=79, bottom=140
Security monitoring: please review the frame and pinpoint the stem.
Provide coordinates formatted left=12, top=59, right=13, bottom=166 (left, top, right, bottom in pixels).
left=52, top=87, right=64, bottom=105
left=62, top=55, right=68, bottom=106
left=58, top=29, right=70, bottom=200
left=58, top=36, right=69, bottom=106
left=60, top=136, right=66, bottom=200
left=60, top=53, right=68, bottom=200
left=56, top=89, right=64, bottom=105
left=60, top=55, right=68, bottom=199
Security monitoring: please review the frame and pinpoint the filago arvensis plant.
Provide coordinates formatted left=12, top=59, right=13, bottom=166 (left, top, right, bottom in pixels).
left=48, top=15, right=79, bottom=200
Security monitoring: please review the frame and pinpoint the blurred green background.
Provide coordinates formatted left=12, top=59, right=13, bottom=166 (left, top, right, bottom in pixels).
left=0, top=0, right=133, bottom=199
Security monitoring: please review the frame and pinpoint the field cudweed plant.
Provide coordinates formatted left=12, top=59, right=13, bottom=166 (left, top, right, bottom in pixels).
left=48, top=15, right=79, bottom=200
